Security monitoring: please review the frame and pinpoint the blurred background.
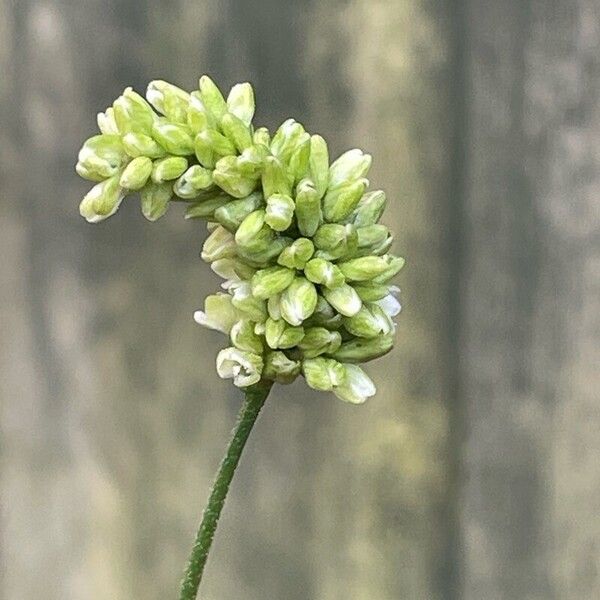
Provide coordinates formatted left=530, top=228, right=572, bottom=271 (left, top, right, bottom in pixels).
left=1, top=0, right=599, bottom=598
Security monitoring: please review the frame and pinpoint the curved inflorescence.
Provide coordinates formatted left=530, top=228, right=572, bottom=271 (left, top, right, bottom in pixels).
left=76, top=76, right=404, bottom=404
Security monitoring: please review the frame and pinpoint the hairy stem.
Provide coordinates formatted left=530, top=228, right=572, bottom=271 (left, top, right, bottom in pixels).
left=179, top=380, right=273, bottom=600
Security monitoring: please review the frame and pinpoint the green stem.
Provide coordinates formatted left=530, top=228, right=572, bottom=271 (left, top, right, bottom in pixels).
left=179, top=380, right=273, bottom=600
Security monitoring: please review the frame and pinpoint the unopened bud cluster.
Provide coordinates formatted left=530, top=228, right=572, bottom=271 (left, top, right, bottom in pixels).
left=76, top=76, right=404, bottom=403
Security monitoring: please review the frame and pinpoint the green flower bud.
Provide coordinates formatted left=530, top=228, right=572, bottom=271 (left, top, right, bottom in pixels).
left=77, top=134, right=126, bottom=180
left=356, top=224, right=390, bottom=250
left=322, top=284, right=362, bottom=317
left=263, top=351, right=301, bottom=384
left=234, top=209, right=276, bottom=252
left=322, top=178, right=367, bottom=223
left=265, top=193, right=295, bottom=231
left=352, top=190, right=386, bottom=227
left=328, top=148, right=372, bottom=189
left=194, top=293, right=240, bottom=334
left=220, top=112, right=253, bottom=152
left=236, top=236, right=291, bottom=267
left=211, top=258, right=256, bottom=284
left=337, top=255, right=393, bottom=281
left=184, top=194, right=230, bottom=219
left=270, top=119, right=309, bottom=165
left=173, top=165, right=213, bottom=199
left=288, top=138, right=310, bottom=183
left=237, top=145, right=268, bottom=178
left=261, top=155, right=292, bottom=198
left=304, top=258, right=345, bottom=289
left=216, top=347, right=263, bottom=388
left=295, top=179, right=322, bottom=237
left=226, top=82, right=255, bottom=125
left=140, top=181, right=171, bottom=221
left=113, top=87, right=156, bottom=134
left=97, top=107, right=119, bottom=135
left=253, top=127, right=271, bottom=147
left=251, top=266, right=295, bottom=299
left=299, top=327, right=342, bottom=359
left=332, top=364, right=375, bottom=404
left=230, top=319, right=264, bottom=354
left=331, top=335, right=394, bottom=363
left=193, top=131, right=216, bottom=168
left=280, top=277, right=318, bottom=326
left=303, top=295, right=343, bottom=329
left=201, top=226, right=237, bottom=262
left=265, top=318, right=305, bottom=349
left=119, top=156, right=152, bottom=190
left=213, top=192, right=263, bottom=232
left=146, top=80, right=190, bottom=122
left=352, top=282, right=391, bottom=302
left=277, top=238, right=315, bottom=269
left=313, top=223, right=357, bottom=259
left=309, top=135, right=329, bottom=199
left=122, top=132, right=167, bottom=159
left=213, top=156, right=257, bottom=198
left=371, top=255, right=406, bottom=284
left=343, top=303, right=393, bottom=338
left=79, top=174, right=124, bottom=223
left=199, top=75, right=228, bottom=120
left=187, top=92, right=216, bottom=134
left=151, top=119, right=194, bottom=155
left=203, top=128, right=237, bottom=157
left=230, top=282, right=267, bottom=322
left=302, top=357, right=346, bottom=391
left=267, top=294, right=282, bottom=320
left=151, top=156, right=188, bottom=183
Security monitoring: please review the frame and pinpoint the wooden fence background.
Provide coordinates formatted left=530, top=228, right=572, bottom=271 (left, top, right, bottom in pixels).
left=1, top=0, right=599, bottom=598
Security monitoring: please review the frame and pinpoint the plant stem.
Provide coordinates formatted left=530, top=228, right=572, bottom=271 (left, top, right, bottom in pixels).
left=179, top=380, right=273, bottom=600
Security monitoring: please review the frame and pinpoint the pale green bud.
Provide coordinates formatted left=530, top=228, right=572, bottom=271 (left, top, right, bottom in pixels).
left=220, top=112, right=253, bottom=152
left=357, top=224, right=390, bottom=249
left=322, top=178, right=367, bottom=223
left=187, top=92, right=216, bottom=134
left=235, top=209, right=274, bottom=251
left=352, top=281, right=391, bottom=302
left=77, top=134, right=126, bottom=180
left=237, top=145, right=268, bottom=178
left=140, top=181, right=172, bottom=221
left=353, top=190, right=386, bottom=227
left=304, top=258, right=345, bottom=289
left=265, top=193, right=295, bottom=231
left=331, top=335, right=394, bottom=363
left=119, top=157, right=152, bottom=190
left=371, top=255, right=406, bottom=284
left=194, top=293, right=240, bottom=334
left=213, top=156, right=257, bottom=198
left=216, top=347, right=263, bottom=388
left=280, top=277, right=318, bottom=326
left=328, top=149, right=372, bottom=189
left=265, top=318, right=305, bottom=349
left=332, top=364, right=375, bottom=404
left=313, top=224, right=357, bottom=260
left=263, top=351, right=301, bottom=384
left=201, top=226, right=237, bottom=262
left=226, top=82, right=255, bottom=125
left=295, top=179, right=322, bottom=237
left=322, top=284, right=362, bottom=317
left=146, top=80, right=190, bottom=122
left=97, top=107, right=119, bottom=135
left=193, top=131, right=216, bottom=168
left=184, top=194, right=230, bottom=219
left=304, top=295, right=343, bottom=329
left=230, top=282, right=267, bottom=321
left=200, top=128, right=237, bottom=157
left=299, top=327, right=342, bottom=359
left=151, top=156, right=188, bottom=183
left=173, top=165, right=213, bottom=199
left=236, top=236, right=291, bottom=267
left=277, top=238, right=314, bottom=269
left=122, top=132, right=167, bottom=159
left=253, top=127, right=271, bottom=147
left=230, top=319, right=264, bottom=354
left=343, top=303, right=393, bottom=338
left=113, top=87, right=156, bottom=134
left=211, top=258, right=256, bottom=285
left=151, top=119, right=194, bottom=155
left=79, top=174, right=124, bottom=223
left=267, top=294, right=282, bottom=320
left=309, top=135, right=329, bottom=199
left=213, top=192, right=263, bottom=232
left=261, top=155, right=292, bottom=198
left=251, top=266, right=295, bottom=300
left=288, top=138, right=310, bottom=183
left=337, top=255, right=392, bottom=281
left=270, top=119, right=310, bottom=165
left=302, top=357, right=346, bottom=391
left=199, top=75, right=228, bottom=120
